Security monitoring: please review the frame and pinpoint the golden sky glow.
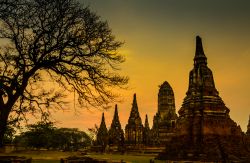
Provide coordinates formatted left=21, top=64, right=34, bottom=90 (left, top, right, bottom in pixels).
left=28, top=0, right=250, bottom=132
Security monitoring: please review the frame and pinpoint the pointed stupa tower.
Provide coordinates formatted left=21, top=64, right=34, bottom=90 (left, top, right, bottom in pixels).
left=151, top=81, right=177, bottom=145
left=125, top=94, right=144, bottom=145
left=159, top=36, right=250, bottom=161
left=96, top=113, right=108, bottom=149
left=108, top=104, right=124, bottom=146
left=143, top=114, right=151, bottom=145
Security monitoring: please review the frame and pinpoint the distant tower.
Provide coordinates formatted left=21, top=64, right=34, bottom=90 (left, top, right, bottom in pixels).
left=151, top=81, right=177, bottom=145
left=96, top=113, right=108, bottom=150
left=158, top=81, right=177, bottom=122
left=108, top=104, right=124, bottom=146
left=143, top=114, right=151, bottom=145
left=125, top=94, right=144, bottom=145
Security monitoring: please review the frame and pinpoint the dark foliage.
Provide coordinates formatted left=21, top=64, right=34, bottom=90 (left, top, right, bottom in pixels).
left=14, top=122, right=91, bottom=150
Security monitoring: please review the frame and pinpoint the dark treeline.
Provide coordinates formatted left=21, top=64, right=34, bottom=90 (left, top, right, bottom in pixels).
left=7, top=122, right=91, bottom=151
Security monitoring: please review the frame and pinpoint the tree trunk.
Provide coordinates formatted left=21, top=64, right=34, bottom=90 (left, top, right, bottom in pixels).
left=0, top=78, right=27, bottom=148
left=0, top=107, right=11, bottom=148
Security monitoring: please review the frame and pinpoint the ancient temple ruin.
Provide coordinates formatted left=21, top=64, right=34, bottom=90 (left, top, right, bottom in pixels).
left=95, top=82, right=179, bottom=149
left=151, top=81, right=177, bottom=145
left=158, top=36, right=250, bottom=161
left=125, top=94, right=144, bottom=145
left=94, top=36, right=250, bottom=160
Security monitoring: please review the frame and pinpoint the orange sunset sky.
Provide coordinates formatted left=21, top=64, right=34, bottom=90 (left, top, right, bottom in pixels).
left=29, top=0, right=250, bottom=132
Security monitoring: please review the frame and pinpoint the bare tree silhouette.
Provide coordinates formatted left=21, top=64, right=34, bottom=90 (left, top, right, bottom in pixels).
left=0, top=0, right=128, bottom=147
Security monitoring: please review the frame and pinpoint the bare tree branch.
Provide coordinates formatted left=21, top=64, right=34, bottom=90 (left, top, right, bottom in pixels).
left=0, top=0, right=128, bottom=146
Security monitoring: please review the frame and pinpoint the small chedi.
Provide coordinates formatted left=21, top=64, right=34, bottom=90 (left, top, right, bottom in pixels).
left=96, top=113, right=108, bottom=151
left=96, top=105, right=125, bottom=152
left=158, top=36, right=250, bottom=161
left=108, top=104, right=124, bottom=147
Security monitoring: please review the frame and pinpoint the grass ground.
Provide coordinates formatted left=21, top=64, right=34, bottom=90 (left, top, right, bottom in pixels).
left=0, top=150, right=165, bottom=163
left=86, top=153, right=162, bottom=163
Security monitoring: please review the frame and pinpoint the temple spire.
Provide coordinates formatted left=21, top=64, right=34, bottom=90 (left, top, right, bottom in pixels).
left=128, top=93, right=140, bottom=119
left=109, top=105, right=124, bottom=146
left=132, top=93, right=138, bottom=111
left=96, top=112, right=108, bottom=150
left=143, top=114, right=151, bottom=145
left=101, top=113, right=105, bottom=125
left=125, top=94, right=143, bottom=144
left=114, top=104, right=118, bottom=119
left=145, top=114, right=149, bottom=129
left=110, top=104, right=122, bottom=130
left=194, top=36, right=207, bottom=66
left=99, top=113, right=107, bottom=133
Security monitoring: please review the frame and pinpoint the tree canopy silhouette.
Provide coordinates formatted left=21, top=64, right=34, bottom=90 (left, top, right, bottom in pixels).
left=14, top=122, right=91, bottom=150
left=0, top=0, right=128, bottom=147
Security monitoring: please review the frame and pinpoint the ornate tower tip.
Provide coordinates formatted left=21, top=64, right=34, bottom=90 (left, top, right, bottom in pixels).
left=195, top=36, right=204, bottom=55
left=115, top=104, right=118, bottom=112
left=133, top=93, right=137, bottom=101
left=162, top=81, right=170, bottom=87
left=196, top=35, right=201, bottom=40
left=101, top=112, right=105, bottom=122
left=131, top=93, right=139, bottom=111
left=133, top=93, right=137, bottom=104
left=145, top=114, right=149, bottom=128
left=194, top=35, right=207, bottom=65
left=196, top=36, right=203, bottom=46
